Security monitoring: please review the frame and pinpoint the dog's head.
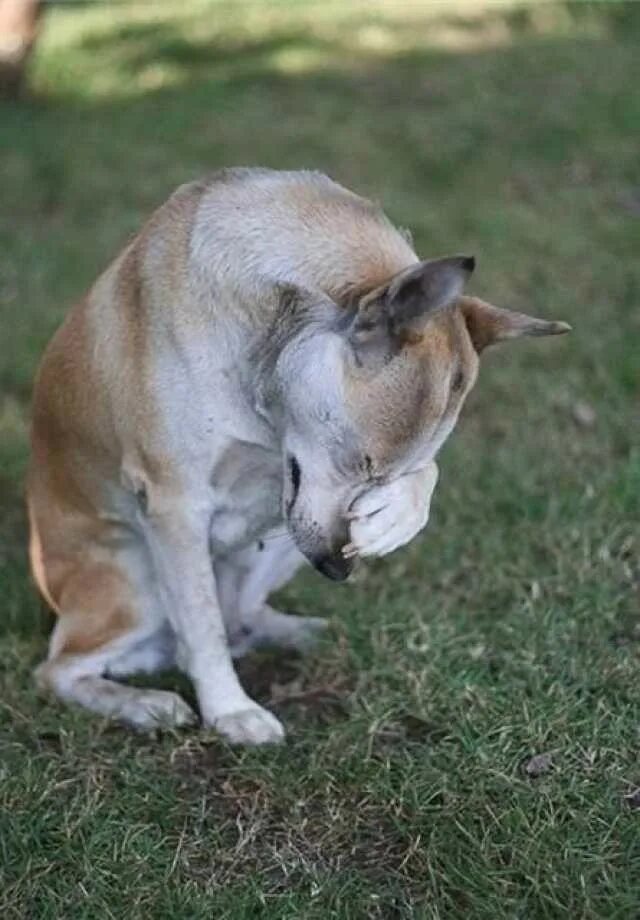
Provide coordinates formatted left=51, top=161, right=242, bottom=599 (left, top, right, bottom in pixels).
left=278, top=256, right=569, bottom=579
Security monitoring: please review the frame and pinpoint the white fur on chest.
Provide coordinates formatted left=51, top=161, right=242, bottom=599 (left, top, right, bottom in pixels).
left=209, top=441, right=283, bottom=555
left=144, top=339, right=284, bottom=555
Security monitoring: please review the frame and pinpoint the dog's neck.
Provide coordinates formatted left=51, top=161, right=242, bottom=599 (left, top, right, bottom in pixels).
left=243, top=286, right=340, bottom=429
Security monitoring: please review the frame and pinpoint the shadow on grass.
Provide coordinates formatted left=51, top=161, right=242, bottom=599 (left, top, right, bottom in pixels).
left=77, top=18, right=338, bottom=71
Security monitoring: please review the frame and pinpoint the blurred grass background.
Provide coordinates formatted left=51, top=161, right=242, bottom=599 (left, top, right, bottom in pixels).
left=1, top=1, right=639, bottom=916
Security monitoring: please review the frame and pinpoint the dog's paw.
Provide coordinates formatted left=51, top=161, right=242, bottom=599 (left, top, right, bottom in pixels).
left=265, top=611, right=328, bottom=652
left=214, top=705, right=285, bottom=745
left=232, top=607, right=329, bottom=657
left=122, top=690, right=198, bottom=731
left=344, top=462, right=438, bottom=558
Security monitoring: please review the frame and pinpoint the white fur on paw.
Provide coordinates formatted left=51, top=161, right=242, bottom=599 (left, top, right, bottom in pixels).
left=229, top=611, right=328, bottom=657
left=260, top=609, right=328, bottom=651
left=214, top=706, right=285, bottom=745
left=123, top=690, right=197, bottom=731
left=346, top=465, right=438, bottom=558
left=283, top=614, right=328, bottom=651
left=350, top=515, right=422, bottom=557
left=348, top=510, right=424, bottom=557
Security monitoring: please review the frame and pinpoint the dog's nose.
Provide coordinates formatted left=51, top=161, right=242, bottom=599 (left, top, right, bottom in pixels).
left=312, top=552, right=354, bottom=582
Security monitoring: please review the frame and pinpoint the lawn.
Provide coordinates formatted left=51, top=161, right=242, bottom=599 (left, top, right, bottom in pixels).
left=1, top=0, right=639, bottom=916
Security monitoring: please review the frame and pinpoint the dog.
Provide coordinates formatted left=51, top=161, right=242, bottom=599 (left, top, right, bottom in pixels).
left=27, top=168, right=569, bottom=744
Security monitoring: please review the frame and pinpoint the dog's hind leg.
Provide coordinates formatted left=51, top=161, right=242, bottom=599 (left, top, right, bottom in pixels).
left=105, top=620, right=177, bottom=678
left=216, top=533, right=328, bottom=658
left=34, top=547, right=196, bottom=731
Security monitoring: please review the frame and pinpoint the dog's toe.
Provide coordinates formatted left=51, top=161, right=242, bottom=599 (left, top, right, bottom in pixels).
left=214, top=706, right=285, bottom=745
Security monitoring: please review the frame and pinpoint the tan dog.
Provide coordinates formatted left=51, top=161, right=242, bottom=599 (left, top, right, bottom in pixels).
left=27, top=168, right=569, bottom=743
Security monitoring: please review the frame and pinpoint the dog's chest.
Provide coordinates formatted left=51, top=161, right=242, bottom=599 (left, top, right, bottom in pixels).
left=209, top=441, right=282, bottom=554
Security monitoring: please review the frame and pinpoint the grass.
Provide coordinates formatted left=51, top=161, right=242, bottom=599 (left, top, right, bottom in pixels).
left=1, top=0, right=639, bottom=916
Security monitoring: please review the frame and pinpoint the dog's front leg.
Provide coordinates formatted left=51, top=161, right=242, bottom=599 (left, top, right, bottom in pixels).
left=344, top=461, right=439, bottom=559
left=145, top=501, right=285, bottom=744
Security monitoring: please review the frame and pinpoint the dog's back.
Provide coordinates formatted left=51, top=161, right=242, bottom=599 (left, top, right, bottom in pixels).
left=190, top=168, right=418, bottom=307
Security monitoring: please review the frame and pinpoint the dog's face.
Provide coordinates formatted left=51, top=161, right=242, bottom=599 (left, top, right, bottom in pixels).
left=280, top=257, right=569, bottom=579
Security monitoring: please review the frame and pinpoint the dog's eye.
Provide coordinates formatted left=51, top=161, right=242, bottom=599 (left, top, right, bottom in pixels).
left=452, top=370, right=465, bottom=392
left=135, top=485, right=148, bottom=514
left=288, top=454, right=301, bottom=500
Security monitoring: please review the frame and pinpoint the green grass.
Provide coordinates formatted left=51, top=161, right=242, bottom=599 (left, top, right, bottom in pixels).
left=1, top=1, right=639, bottom=916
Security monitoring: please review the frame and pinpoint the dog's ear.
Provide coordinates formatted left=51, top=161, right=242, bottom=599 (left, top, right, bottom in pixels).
left=459, top=295, right=571, bottom=352
left=348, top=255, right=475, bottom=365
